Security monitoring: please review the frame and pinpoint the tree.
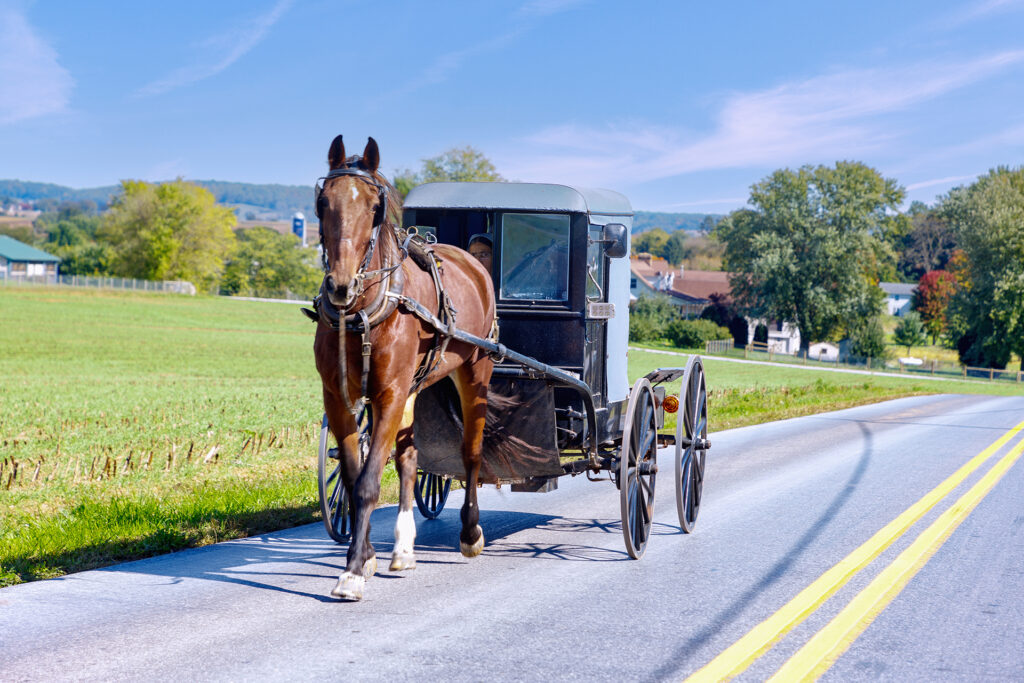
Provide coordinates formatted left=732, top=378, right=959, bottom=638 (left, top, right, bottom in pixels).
left=221, top=226, right=321, bottom=299
left=913, top=270, right=957, bottom=344
left=940, top=167, right=1024, bottom=370
left=848, top=316, right=889, bottom=363
left=420, top=146, right=504, bottom=183
left=717, top=161, right=904, bottom=353
left=99, top=180, right=236, bottom=291
left=663, top=231, right=691, bottom=266
left=898, top=203, right=957, bottom=280
left=893, top=311, right=927, bottom=356
left=392, top=146, right=503, bottom=199
left=632, top=228, right=670, bottom=258
left=628, top=294, right=677, bottom=342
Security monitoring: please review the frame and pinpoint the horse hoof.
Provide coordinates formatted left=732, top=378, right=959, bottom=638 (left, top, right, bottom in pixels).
left=331, top=572, right=365, bottom=601
left=389, top=550, right=417, bottom=571
left=459, top=526, right=485, bottom=558
left=363, top=555, right=378, bottom=578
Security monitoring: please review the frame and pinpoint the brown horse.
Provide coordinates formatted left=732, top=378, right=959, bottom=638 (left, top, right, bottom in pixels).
left=314, top=135, right=495, bottom=601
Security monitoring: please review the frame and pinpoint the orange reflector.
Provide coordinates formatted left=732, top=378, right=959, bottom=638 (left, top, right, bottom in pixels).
left=663, top=395, right=679, bottom=413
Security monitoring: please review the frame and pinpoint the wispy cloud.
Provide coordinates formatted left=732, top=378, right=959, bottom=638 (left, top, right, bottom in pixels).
left=137, top=0, right=292, bottom=97
left=0, top=7, right=73, bottom=124
left=500, top=51, right=1024, bottom=186
left=905, top=174, right=978, bottom=191
left=377, top=0, right=582, bottom=105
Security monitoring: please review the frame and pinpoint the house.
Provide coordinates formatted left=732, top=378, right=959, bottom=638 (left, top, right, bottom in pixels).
left=629, top=254, right=732, bottom=318
left=0, top=235, right=60, bottom=283
left=880, top=282, right=915, bottom=317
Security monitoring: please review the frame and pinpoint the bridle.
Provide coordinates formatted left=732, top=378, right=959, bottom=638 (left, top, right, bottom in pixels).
left=315, top=156, right=391, bottom=281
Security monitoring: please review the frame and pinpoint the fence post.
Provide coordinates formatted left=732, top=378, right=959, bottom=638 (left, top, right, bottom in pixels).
left=989, top=368, right=994, bottom=381
left=962, top=365, right=967, bottom=379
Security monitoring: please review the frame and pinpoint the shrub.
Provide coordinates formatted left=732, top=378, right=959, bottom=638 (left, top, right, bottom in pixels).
left=848, top=316, right=890, bottom=361
left=666, top=319, right=730, bottom=349
left=628, top=294, right=677, bottom=342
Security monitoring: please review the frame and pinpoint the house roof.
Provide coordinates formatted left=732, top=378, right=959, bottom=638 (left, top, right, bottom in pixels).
left=0, top=235, right=60, bottom=263
left=879, top=281, right=916, bottom=296
left=630, top=255, right=732, bottom=302
left=404, top=182, right=633, bottom=217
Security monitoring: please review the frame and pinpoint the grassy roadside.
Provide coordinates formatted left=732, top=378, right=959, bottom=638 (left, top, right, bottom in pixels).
left=2, top=286, right=1020, bottom=586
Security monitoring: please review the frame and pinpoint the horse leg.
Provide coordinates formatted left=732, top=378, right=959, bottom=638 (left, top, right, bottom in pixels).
left=390, top=393, right=419, bottom=571
left=324, top=390, right=361, bottom=540
left=332, top=397, right=405, bottom=601
left=453, top=357, right=492, bottom=557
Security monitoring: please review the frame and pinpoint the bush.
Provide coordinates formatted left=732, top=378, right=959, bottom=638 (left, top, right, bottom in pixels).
left=848, top=316, right=890, bottom=361
left=666, top=319, right=730, bottom=349
left=628, top=294, right=677, bottom=342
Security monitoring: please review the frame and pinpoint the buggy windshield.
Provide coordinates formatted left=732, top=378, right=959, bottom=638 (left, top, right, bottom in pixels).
left=499, top=213, right=570, bottom=301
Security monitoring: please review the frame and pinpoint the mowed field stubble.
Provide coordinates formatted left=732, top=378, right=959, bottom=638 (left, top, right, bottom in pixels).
left=2, top=286, right=1019, bottom=585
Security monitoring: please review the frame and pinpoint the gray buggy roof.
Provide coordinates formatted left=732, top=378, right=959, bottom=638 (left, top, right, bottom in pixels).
left=403, top=182, right=632, bottom=217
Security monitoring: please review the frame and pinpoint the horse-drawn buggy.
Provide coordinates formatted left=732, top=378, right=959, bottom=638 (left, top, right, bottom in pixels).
left=308, top=136, right=709, bottom=600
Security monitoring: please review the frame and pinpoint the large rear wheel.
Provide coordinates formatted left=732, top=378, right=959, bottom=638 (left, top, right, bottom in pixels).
left=619, top=377, right=658, bottom=559
left=675, top=355, right=708, bottom=533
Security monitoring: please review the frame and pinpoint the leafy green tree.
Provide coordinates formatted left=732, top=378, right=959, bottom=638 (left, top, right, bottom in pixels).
left=100, top=180, right=236, bottom=291
left=420, top=146, right=504, bottom=183
left=632, top=228, right=670, bottom=258
left=940, top=167, right=1024, bottom=370
left=663, top=231, right=691, bottom=266
left=392, top=147, right=503, bottom=199
left=893, top=311, right=927, bottom=356
left=717, top=161, right=904, bottom=354
left=848, top=316, right=890, bottom=362
left=221, top=227, right=321, bottom=299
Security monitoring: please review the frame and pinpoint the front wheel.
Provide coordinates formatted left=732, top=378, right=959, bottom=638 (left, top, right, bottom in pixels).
left=317, top=407, right=371, bottom=543
left=414, top=471, right=452, bottom=519
left=619, top=377, right=658, bottom=559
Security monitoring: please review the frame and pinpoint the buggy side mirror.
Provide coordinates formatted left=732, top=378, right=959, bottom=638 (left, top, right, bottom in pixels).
left=600, top=223, right=628, bottom=258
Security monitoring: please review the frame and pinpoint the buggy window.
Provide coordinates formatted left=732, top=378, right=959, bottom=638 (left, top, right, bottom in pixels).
left=499, top=213, right=570, bottom=301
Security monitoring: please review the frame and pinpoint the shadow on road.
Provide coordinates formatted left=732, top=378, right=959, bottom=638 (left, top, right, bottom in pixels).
left=652, top=421, right=875, bottom=678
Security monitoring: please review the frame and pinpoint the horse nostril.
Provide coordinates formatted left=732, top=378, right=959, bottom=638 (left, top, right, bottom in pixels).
left=324, top=275, right=336, bottom=294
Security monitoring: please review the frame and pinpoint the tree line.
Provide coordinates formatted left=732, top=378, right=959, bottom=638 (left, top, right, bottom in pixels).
left=713, top=162, right=1024, bottom=370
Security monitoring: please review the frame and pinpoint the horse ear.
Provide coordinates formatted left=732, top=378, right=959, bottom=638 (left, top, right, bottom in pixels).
left=328, top=135, right=346, bottom=170
left=362, top=137, right=380, bottom=173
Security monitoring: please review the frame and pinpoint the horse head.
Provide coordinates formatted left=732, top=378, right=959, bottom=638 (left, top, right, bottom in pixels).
left=317, top=135, right=389, bottom=309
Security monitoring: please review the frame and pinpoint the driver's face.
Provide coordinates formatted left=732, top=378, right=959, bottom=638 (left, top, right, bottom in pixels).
left=469, top=244, right=492, bottom=271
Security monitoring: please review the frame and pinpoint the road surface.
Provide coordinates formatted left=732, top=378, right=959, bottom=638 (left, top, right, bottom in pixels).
left=2, top=393, right=1023, bottom=681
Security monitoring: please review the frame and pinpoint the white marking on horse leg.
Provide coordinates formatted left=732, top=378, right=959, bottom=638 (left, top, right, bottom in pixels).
left=363, top=554, right=377, bottom=578
left=390, top=508, right=417, bottom=571
left=459, top=525, right=485, bottom=558
left=331, top=571, right=365, bottom=601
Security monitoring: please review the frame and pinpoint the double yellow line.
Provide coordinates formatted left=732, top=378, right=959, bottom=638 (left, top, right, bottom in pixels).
left=688, top=418, right=1024, bottom=682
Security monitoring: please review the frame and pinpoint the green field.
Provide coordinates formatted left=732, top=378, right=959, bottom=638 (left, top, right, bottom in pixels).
left=1, top=286, right=1019, bottom=586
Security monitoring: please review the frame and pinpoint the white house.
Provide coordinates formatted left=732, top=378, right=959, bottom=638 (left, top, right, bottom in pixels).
left=880, top=282, right=915, bottom=317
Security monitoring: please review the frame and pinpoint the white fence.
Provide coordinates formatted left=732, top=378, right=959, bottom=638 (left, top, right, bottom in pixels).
left=0, top=272, right=196, bottom=295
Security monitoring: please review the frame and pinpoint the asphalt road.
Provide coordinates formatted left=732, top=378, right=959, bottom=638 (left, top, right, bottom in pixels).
left=2, top=394, right=1023, bottom=682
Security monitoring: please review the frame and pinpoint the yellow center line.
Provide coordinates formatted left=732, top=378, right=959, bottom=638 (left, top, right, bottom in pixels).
left=685, top=418, right=1024, bottom=683
left=770, top=435, right=1024, bottom=681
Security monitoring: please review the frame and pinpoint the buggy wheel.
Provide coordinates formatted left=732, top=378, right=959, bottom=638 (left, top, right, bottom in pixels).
left=415, top=471, right=452, bottom=519
left=675, top=355, right=708, bottom=533
left=318, top=407, right=371, bottom=543
left=619, top=377, right=658, bottom=559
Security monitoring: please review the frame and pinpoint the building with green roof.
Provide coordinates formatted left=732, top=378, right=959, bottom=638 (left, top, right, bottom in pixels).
left=0, top=235, right=60, bottom=283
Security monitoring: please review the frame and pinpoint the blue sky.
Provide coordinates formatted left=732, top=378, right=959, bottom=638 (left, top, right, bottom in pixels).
left=1, top=0, right=1022, bottom=213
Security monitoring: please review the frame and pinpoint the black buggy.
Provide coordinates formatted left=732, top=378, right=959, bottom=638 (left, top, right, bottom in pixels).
left=318, top=182, right=709, bottom=558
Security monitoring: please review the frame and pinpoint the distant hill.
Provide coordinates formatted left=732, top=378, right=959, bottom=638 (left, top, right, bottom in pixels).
left=0, top=179, right=315, bottom=221
left=2, top=179, right=721, bottom=231
left=632, top=211, right=722, bottom=234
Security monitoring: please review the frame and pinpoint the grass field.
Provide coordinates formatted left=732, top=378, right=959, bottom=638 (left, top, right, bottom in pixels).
left=1, top=286, right=1020, bottom=586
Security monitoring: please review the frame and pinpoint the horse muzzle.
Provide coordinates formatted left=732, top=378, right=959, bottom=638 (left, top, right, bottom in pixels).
left=324, top=274, right=360, bottom=309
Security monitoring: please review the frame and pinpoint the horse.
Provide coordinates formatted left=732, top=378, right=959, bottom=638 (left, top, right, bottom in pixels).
left=313, top=135, right=496, bottom=601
